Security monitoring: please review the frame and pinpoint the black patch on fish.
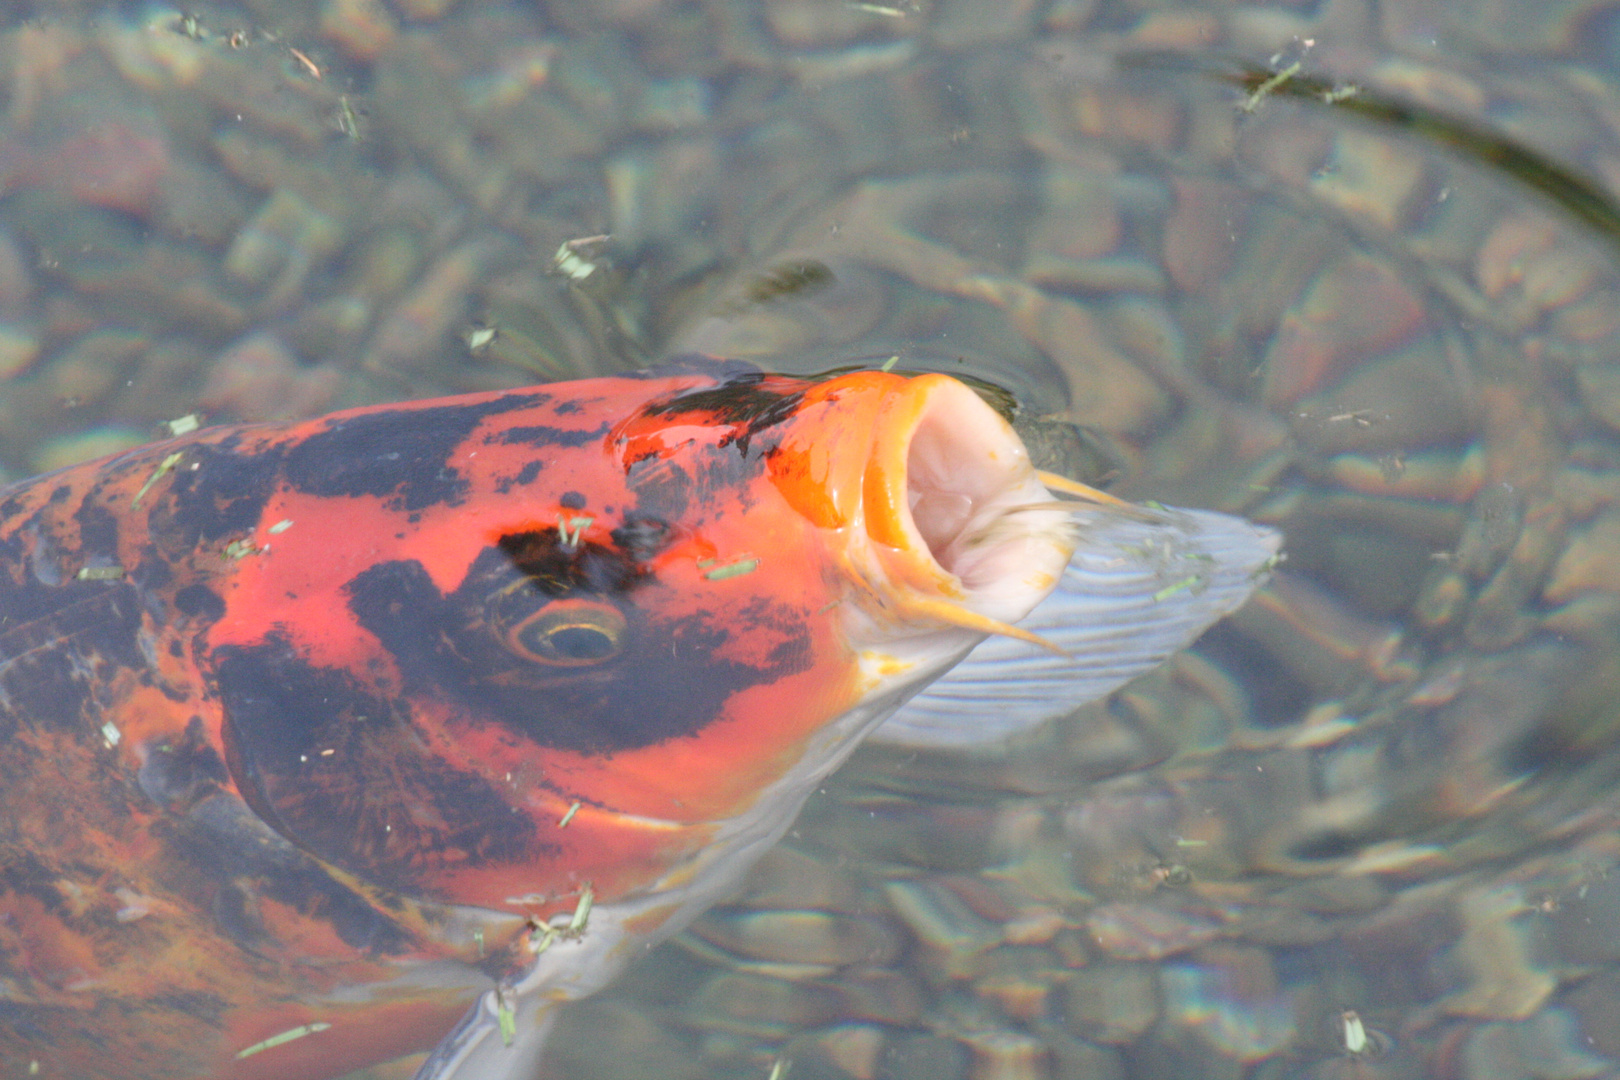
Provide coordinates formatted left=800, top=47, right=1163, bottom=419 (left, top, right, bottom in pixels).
left=0, top=1000, right=53, bottom=1048
left=623, top=437, right=760, bottom=521
left=643, top=370, right=808, bottom=455
left=73, top=496, right=120, bottom=558
left=131, top=553, right=173, bottom=593
left=346, top=531, right=811, bottom=754
left=560, top=490, right=587, bottom=509
left=165, top=793, right=413, bottom=955
left=493, top=529, right=646, bottom=597
left=149, top=992, right=229, bottom=1029
left=210, top=876, right=267, bottom=948
left=625, top=459, right=692, bottom=523
left=213, top=635, right=536, bottom=897
left=343, top=559, right=454, bottom=672
left=0, top=849, right=76, bottom=911
left=138, top=718, right=228, bottom=810
left=173, top=583, right=225, bottom=622
left=159, top=440, right=283, bottom=549
left=496, top=422, right=611, bottom=450
left=0, top=579, right=149, bottom=737
left=743, top=596, right=815, bottom=671
left=494, top=459, right=545, bottom=494
left=283, top=393, right=550, bottom=513
left=0, top=522, right=30, bottom=579
left=692, top=449, right=766, bottom=512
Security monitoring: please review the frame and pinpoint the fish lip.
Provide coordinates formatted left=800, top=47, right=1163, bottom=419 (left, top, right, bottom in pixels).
left=857, top=374, right=1075, bottom=636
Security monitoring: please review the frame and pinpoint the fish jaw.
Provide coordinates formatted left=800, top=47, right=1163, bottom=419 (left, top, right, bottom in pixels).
left=769, top=370, right=1077, bottom=706
left=858, top=372, right=1075, bottom=625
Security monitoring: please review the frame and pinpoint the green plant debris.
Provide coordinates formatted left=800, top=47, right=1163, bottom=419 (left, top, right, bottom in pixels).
left=1341, top=1010, right=1367, bottom=1055
left=132, top=452, right=185, bottom=510
left=76, top=565, right=125, bottom=581
left=223, top=539, right=261, bottom=560
left=704, top=557, right=760, bottom=581
left=558, top=801, right=581, bottom=828
left=1153, top=575, right=1203, bottom=602
left=527, top=882, right=595, bottom=955
left=880, top=355, right=899, bottom=372
left=568, top=883, right=594, bottom=933
left=334, top=95, right=361, bottom=140
left=267, top=519, right=294, bottom=535
left=1240, top=60, right=1301, bottom=113
left=164, top=414, right=202, bottom=437
left=101, top=721, right=121, bottom=747
left=553, top=235, right=611, bottom=282
left=235, top=1022, right=331, bottom=1060
left=558, top=514, right=594, bottom=549
left=496, top=994, right=516, bottom=1047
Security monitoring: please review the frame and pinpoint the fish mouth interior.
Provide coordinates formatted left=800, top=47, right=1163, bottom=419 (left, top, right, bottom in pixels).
left=881, top=377, right=1073, bottom=627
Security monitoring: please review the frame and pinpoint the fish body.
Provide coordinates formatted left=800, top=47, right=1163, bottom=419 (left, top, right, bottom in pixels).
left=0, top=359, right=1276, bottom=1079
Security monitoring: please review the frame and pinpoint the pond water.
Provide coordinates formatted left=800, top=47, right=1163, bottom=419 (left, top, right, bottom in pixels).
left=5, top=0, right=1620, bottom=1078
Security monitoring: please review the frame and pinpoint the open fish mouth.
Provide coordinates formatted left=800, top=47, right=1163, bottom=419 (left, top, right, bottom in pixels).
left=837, top=372, right=1077, bottom=650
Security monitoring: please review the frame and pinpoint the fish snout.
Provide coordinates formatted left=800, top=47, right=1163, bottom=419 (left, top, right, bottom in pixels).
left=849, top=372, right=1076, bottom=647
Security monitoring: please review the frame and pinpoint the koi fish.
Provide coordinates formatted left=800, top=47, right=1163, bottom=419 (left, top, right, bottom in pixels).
left=0, top=359, right=1278, bottom=1079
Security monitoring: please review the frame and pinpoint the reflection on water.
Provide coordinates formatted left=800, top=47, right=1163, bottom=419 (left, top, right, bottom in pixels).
left=6, top=0, right=1620, bottom=1077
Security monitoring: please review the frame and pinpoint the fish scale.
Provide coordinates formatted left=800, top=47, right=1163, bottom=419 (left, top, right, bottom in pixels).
left=0, top=359, right=1277, bottom=1079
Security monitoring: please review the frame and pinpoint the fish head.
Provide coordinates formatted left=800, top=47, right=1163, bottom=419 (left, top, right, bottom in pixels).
left=205, top=362, right=1074, bottom=915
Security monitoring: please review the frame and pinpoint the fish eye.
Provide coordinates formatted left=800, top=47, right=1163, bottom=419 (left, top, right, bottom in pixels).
left=503, top=598, right=628, bottom=666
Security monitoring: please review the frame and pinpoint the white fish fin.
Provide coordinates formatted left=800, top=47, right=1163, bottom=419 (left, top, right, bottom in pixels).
left=874, top=504, right=1281, bottom=746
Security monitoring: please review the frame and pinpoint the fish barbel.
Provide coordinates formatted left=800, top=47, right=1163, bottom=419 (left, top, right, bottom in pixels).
left=0, top=359, right=1277, bottom=1078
